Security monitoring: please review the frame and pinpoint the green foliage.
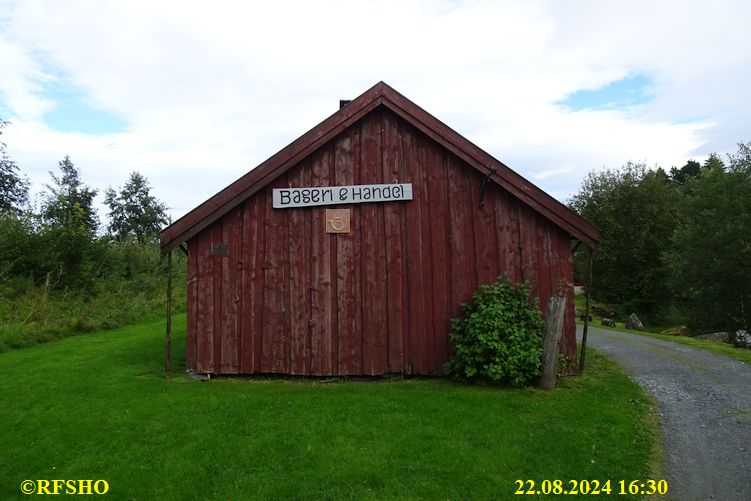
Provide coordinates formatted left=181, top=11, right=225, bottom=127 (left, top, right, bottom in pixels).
left=105, top=171, right=168, bottom=243
left=727, top=141, right=751, bottom=174
left=0, top=214, right=34, bottom=286
left=0, top=209, right=104, bottom=291
left=0, top=136, right=180, bottom=349
left=570, top=162, right=682, bottom=319
left=444, top=275, right=544, bottom=387
left=1, top=151, right=106, bottom=291
left=0, top=240, right=186, bottom=352
left=0, top=119, right=29, bottom=214
left=667, top=142, right=751, bottom=332
left=1, top=158, right=171, bottom=291
left=41, top=155, right=99, bottom=234
left=703, top=152, right=726, bottom=172
left=669, top=159, right=701, bottom=185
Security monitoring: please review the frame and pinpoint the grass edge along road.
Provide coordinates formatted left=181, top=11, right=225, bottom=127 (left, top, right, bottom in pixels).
left=1, top=315, right=659, bottom=500
left=577, top=321, right=751, bottom=365
left=575, top=294, right=751, bottom=365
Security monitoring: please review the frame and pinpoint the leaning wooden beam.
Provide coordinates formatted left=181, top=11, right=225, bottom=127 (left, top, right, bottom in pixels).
left=539, top=293, right=567, bottom=389
left=571, top=240, right=582, bottom=254
left=165, top=250, right=173, bottom=377
left=579, top=248, right=594, bottom=372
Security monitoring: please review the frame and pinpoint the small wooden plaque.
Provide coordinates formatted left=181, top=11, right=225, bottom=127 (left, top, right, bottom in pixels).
left=326, top=208, right=351, bottom=233
left=210, top=243, right=229, bottom=256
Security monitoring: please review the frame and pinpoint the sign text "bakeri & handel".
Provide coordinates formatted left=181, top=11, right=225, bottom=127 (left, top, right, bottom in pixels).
left=272, top=183, right=412, bottom=208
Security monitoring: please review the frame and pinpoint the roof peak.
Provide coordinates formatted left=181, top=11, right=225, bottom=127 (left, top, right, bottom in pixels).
left=160, top=82, right=598, bottom=252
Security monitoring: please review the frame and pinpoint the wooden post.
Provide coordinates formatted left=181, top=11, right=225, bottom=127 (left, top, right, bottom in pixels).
left=579, top=248, right=594, bottom=372
left=165, top=250, right=172, bottom=377
left=539, top=294, right=567, bottom=389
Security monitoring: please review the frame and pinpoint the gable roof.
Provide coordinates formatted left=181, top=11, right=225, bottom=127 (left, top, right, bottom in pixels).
left=160, top=81, right=599, bottom=253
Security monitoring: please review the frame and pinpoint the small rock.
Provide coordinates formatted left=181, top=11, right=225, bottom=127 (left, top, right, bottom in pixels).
left=625, top=313, right=644, bottom=331
left=188, top=372, right=211, bottom=381
left=696, top=331, right=730, bottom=343
left=661, top=325, right=690, bottom=337
left=601, top=318, right=616, bottom=327
left=733, top=329, right=751, bottom=349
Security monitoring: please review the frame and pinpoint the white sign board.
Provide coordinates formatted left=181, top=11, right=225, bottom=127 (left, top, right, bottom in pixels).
left=273, top=183, right=412, bottom=208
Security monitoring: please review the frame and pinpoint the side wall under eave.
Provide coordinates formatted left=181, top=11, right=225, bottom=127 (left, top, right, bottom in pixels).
left=185, top=108, right=577, bottom=376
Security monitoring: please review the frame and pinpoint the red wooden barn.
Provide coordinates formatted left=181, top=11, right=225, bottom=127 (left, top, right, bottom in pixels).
left=160, top=82, right=599, bottom=376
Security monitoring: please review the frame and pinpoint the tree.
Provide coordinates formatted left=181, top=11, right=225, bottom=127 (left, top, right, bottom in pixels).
left=104, top=172, right=168, bottom=243
left=569, top=162, right=682, bottom=318
left=670, top=174, right=750, bottom=331
left=703, top=153, right=726, bottom=172
left=669, top=143, right=751, bottom=332
left=669, top=160, right=701, bottom=185
left=41, top=156, right=99, bottom=234
left=0, top=119, right=29, bottom=214
left=727, top=141, right=751, bottom=174
left=37, top=156, right=101, bottom=289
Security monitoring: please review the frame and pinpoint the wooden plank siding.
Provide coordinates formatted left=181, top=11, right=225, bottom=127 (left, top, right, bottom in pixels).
left=185, top=108, right=578, bottom=375
left=186, top=238, right=198, bottom=370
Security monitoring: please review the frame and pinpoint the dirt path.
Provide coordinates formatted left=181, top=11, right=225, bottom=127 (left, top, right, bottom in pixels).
left=577, top=326, right=751, bottom=500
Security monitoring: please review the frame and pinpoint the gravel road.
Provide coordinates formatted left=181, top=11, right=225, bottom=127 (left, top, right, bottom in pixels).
left=577, top=326, right=751, bottom=501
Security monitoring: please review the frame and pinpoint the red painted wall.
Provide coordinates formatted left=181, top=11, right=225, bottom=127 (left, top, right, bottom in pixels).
left=186, top=108, right=577, bottom=375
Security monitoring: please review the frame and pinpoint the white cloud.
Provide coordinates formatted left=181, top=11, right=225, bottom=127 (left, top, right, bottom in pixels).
left=0, top=0, right=749, bottom=221
left=0, top=33, right=54, bottom=118
left=534, top=166, right=573, bottom=181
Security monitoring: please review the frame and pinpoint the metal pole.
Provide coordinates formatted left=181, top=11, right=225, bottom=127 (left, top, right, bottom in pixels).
left=165, top=250, right=172, bottom=377
left=579, top=247, right=593, bottom=372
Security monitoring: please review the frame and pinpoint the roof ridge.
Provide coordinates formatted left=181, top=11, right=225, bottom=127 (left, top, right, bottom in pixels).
left=160, top=82, right=598, bottom=253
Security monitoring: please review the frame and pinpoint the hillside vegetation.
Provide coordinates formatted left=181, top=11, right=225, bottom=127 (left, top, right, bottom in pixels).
left=0, top=240, right=185, bottom=352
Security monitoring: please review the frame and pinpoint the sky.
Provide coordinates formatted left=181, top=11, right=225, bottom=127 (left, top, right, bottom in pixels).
left=1, top=0, right=749, bottom=222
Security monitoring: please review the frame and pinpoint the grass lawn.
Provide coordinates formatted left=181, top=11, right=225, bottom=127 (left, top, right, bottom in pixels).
left=1, top=315, right=658, bottom=500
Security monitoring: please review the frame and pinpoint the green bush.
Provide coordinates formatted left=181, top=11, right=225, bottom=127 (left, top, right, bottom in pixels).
left=444, top=275, right=545, bottom=387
